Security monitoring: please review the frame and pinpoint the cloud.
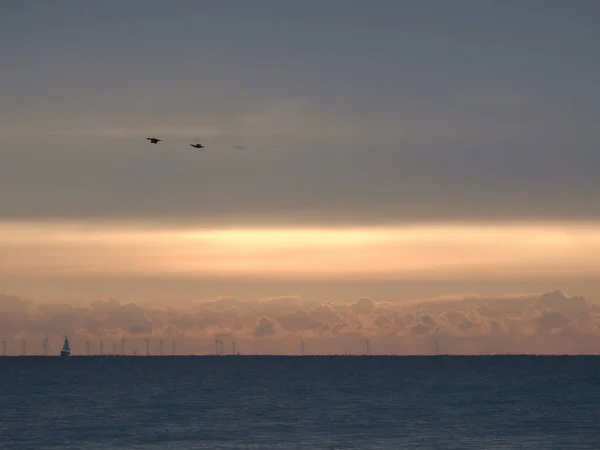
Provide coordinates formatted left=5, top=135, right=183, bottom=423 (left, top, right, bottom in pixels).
left=0, top=99, right=367, bottom=142
left=275, top=310, right=314, bottom=333
left=2, top=90, right=599, bottom=225
left=534, top=289, right=590, bottom=318
left=410, top=312, right=438, bottom=336
left=3, top=0, right=600, bottom=228
left=0, top=294, right=30, bottom=314
left=441, top=311, right=474, bottom=330
left=259, top=296, right=302, bottom=313
left=1, top=289, right=599, bottom=355
left=253, top=317, right=276, bottom=338
left=104, top=303, right=154, bottom=334
left=352, top=297, right=375, bottom=315
left=533, top=310, right=571, bottom=332
left=41, top=125, right=226, bottom=140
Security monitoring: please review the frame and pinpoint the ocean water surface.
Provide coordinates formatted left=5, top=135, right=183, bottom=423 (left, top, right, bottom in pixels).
left=1, top=356, right=599, bottom=449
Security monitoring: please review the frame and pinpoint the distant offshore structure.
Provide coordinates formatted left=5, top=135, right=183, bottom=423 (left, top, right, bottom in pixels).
left=0, top=336, right=234, bottom=357
left=60, top=336, right=71, bottom=357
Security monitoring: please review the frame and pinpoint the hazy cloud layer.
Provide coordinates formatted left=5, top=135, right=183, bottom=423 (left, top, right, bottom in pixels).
left=1, top=2, right=600, bottom=224
left=2, top=289, right=599, bottom=356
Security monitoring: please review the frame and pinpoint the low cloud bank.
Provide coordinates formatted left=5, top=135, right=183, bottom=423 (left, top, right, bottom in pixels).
left=1, top=289, right=599, bottom=355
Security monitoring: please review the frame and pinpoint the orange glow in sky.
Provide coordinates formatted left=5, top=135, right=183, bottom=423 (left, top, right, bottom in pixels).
left=1, top=221, right=600, bottom=280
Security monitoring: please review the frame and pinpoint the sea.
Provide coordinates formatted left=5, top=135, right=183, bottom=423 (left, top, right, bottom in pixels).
left=1, top=355, right=599, bottom=449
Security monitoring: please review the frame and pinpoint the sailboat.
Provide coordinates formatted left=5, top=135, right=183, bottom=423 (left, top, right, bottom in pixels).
left=60, top=336, right=71, bottom=357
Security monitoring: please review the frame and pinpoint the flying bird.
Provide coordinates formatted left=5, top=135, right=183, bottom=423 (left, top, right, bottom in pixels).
left=146, top=138, right=161, bottom=144
left=190, top=144, right=204, bottom=148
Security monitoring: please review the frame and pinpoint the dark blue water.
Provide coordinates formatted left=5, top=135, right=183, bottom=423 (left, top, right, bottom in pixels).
left=1, top=356, right=599, bottom=449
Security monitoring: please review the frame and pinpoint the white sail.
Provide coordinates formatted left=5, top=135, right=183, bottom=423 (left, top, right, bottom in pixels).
left=60, top=336, right=71, bottom=356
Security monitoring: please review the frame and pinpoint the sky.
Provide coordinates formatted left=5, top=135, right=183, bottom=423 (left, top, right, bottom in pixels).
left=1, top=1, right=600, bottom=354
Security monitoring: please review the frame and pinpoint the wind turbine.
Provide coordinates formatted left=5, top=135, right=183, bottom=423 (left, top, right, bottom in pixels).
left=433, top=329, right=441, bottom=356
left=99, top=330, right=105, bottom=356
left=42, top=333, right=49, bottom=356
left=362, top=339, right=370, bottom=355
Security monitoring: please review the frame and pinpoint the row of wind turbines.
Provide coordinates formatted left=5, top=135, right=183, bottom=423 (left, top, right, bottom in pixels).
left=0, top=335, right=179, bottom=357
left=2, top=337, right=327, bottom=356
left=1, top=336, right=442, bottom=357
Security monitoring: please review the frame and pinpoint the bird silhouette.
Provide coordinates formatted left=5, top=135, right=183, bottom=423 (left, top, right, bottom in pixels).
left=146, top=138, right=161, bottom=144
left=190, top=144, right=204, bottom=148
